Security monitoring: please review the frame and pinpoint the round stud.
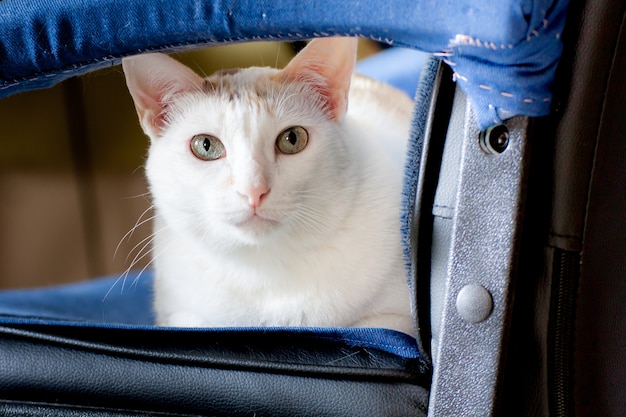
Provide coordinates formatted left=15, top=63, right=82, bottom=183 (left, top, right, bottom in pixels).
left=480, top=124, right=509, bottom=154
left=456, top=284, right=494, bottom=323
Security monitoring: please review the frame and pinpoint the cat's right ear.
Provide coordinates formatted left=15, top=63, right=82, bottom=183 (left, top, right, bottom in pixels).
left=122, top=53, right=204, bottom=139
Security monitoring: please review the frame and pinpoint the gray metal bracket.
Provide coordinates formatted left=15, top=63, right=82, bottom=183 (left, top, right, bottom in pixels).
left=427, top=86, right=530, bottom=416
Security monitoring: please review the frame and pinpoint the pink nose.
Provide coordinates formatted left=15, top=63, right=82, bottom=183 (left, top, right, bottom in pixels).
left=239, top=184, right=270, bottom=209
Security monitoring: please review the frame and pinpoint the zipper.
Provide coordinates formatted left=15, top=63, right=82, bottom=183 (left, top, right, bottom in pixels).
left=548, top=248, right=579, bottom=417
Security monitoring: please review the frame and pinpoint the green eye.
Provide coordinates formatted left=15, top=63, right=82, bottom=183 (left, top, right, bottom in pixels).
left=190, top=134, right=225, bottom=161
left=276, top=126, right=308, bottom=154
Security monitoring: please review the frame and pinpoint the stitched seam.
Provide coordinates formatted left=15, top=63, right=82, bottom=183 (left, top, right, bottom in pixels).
left=438, top=9, right=561, bottom=120
left=0, top=32, right=399, bottom=90
left=447, top=8, right=555, bottom=50
left=451, top=69, right=552, bottom=102
left=448, top=34, right=514, bottom=50
left=316, top=335, right=418, bottom=357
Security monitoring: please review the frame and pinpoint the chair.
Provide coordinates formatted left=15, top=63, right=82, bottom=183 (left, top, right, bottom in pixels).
left=4, top=0, right=621, bottom=415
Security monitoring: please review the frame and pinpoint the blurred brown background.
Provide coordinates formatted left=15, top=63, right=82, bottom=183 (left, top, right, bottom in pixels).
left=0, top=40, right=381, bottom=290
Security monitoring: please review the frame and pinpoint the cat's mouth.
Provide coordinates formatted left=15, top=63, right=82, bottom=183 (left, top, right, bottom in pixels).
left=232, top=212, right=279, bottom=235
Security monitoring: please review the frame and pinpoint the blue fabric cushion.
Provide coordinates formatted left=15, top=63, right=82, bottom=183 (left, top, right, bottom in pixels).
left=0, top=273, right=154, bottom=325
left=0, top=0, right=569, bottom=129
left=0, top=271, right=421, bottom=359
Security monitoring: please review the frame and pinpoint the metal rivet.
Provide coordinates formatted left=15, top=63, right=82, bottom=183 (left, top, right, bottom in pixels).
left=456, top=284, right=493, bottom=323
left=480, top=124, right=509, bottom=154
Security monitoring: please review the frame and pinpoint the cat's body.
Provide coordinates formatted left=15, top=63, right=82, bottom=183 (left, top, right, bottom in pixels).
left=123, top=38, right=414, bottom=335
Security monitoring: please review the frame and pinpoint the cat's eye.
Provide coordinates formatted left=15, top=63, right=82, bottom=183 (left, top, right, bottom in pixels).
left=276, top=126, right=308, bottom=155
left=190, top=134, right=226, bottom=161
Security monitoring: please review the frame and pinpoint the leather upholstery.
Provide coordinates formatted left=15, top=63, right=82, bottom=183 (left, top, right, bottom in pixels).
left=498, top=0, right=626, bottom=415
left=574, top=2, right=626, bottom=414
left=0, top=322, right=429, bottom=416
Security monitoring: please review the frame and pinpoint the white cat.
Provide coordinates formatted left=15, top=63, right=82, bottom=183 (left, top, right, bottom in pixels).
left=122, top=37, right=414, bottom=335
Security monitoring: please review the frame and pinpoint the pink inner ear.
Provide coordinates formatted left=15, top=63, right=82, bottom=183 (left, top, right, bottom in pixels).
left=123, top=53, right=204, bottom=139
left=279, top=38, right=357, bottom=121
left=291, top=67, right=346, bottom=120
left=132, top=88, right=165, bottom=134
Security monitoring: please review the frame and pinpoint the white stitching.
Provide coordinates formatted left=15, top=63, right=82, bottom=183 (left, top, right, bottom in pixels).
left=448, top=69, right=551, bottom=105
left=449, top=12, right=553, bottom=51
left=442, top=9, right=558, bottom=109
left=449, top=34, right=514, bottom=50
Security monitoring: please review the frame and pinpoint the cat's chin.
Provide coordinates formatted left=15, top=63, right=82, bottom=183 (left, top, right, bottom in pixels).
left=230, top=214, right=281, bottom=243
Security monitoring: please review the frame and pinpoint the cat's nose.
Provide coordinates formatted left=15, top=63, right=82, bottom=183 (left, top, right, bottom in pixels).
left=238, top=184, right=270, bottom=209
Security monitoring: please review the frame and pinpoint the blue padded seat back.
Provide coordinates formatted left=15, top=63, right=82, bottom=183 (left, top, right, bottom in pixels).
left=0, top=0, right=569, bottom=129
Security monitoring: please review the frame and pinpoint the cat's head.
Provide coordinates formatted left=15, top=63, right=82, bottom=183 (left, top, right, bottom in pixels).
left=123, top=38, right=361, bottom=250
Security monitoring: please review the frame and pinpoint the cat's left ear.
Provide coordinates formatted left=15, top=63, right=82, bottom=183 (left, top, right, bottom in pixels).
left=279, top=37, right=358, bottom=121
left=123, top=53, right=204, bottom=139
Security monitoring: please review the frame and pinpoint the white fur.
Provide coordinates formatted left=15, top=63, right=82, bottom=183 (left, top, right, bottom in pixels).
left=123, top=38, right=414, bottom=335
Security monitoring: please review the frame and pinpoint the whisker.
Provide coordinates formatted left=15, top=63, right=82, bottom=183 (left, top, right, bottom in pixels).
left=288, top=191, right=334, bottom=202
left=125, top=236, right=157, bottom=273
left=289, top=206, right=333, bottom=234
left=190, top=58, right=208, bottom=78
left=129, top=241, right=174, bottom=290
left=123, top=221, right=163, bottom=263
left=274, top=42, right=282, bottom=68
left=113, top=205, right=156, bottom=260
left=124, top=222, right=170, bottom=267
left=131, top=165, right=146, bottom=176
left=104, top=221, right=173, bottom=301
left=120, top=190, right=151, bottom=200
left=102, top=275, right=126, bottom=302
left=103, top=239, right=173, bottom=302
